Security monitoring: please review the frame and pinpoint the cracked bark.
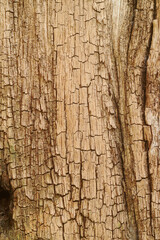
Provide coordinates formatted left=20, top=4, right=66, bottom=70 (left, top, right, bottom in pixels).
left=0, top=0, right=160, bottom=239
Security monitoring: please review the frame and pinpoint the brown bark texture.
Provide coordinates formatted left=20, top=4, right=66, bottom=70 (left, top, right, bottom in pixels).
left=0, top=0, right=160, bottom=239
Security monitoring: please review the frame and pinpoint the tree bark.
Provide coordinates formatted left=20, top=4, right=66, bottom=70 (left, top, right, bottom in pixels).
left=0, top=0, right=159, bottom=239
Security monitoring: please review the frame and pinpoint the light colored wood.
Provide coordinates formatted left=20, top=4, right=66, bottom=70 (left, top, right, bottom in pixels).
left=0, top=0, right=159, bottom=239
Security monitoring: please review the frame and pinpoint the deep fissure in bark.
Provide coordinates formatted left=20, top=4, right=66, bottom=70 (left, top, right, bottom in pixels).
left=143, top=4, right=157, bottom=237
left=0, top=182, right=13, bottom=230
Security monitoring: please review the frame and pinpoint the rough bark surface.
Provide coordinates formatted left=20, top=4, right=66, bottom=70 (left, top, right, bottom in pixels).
left=0, top=0, right=159, bottom=239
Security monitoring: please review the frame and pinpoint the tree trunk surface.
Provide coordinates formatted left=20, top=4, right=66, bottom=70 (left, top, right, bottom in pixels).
left=0, top=0, right=159, bottom=239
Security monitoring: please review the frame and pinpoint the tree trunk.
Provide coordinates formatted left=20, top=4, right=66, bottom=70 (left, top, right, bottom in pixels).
left=0, top=0, right=159, bottom=239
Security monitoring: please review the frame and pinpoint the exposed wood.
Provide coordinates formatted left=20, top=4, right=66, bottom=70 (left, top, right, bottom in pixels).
left=0, top=0, right=159, bottom=239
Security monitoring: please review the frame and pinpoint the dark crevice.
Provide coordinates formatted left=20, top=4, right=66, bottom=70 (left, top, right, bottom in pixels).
left=111, top=89, right=128, bottom=217
left=127, top=0, right=138, bottom=66
left=142, top=19, right=154, bottom=122
left=0, top=185, right=13, bottom=230
left=142, top=2, right=157, bottom=236
left=107, top=52, right=129, bottom=220
left=145, top=140, right=154, bottom=237
left=154, top=0, right=157, bottom=20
